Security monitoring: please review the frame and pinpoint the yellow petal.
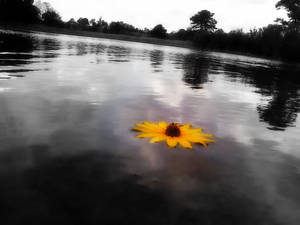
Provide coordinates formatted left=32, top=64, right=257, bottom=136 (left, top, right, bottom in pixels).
left=150, top=135, right=166, bottom=143
left=181, top=128, right=203, bottom=136
left=166, top=137, right=178, bottom=148
left=192, top=139, right=207, bottom=147
left=136, top=133, right=158, bottom=138
left=195, top=136, right=215, bottom=143
left=133, top=127, right=162, bottom=134
left=143, top=122, right=160, bottom=129
left=182, top=123, right=191, bottom=129
left=179, top=139, right=193, bottom=149
left=187, top=136, right=214, bottom=147
left=158, top=121, right=168, bottom=129
left=198, top=133, right=214, bottom=137
left=133, top=127, right=149, bottom=132
left=136, top=123, right=163, bottom=132
left=188, top=128, right=203, bottom=133
left=135, top=123, right=156, bottom=130
left=188, top=133, right=214, bottom=141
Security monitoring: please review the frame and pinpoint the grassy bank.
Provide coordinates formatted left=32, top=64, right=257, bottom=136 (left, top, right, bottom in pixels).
left=0, top=24, right=193, bottom=49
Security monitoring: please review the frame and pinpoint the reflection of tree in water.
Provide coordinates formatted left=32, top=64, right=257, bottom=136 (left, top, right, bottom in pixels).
left=90, top=43, right=106, bottom=55
left=0, top=32, right=60, bottom=79
left=0, top=32, right=63, bottom=54
left=35, top=38, right=62, bottom=60
left=0, top=32, right=35, bottom=52
left=66, top=41, right=88, bottom=56
left=181, top=54, right=211, bottom=89
left=258, top=92, right=300, bottom=130
left=150, top=50, right=164, bottom=72
left=224, top=62, right=300, bottom=130
left=66, top=42, right=106, bottom=56
left=107, top=45, right=131, bottom=63
left=39, top=38, right=62, bottom=51
left=256, top=69, right=300, bottom=130
left=75, top=42, right=89, bottom=56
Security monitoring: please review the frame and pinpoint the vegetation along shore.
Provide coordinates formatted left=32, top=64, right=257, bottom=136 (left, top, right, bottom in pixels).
left=0, top=24, right=193, bottom=49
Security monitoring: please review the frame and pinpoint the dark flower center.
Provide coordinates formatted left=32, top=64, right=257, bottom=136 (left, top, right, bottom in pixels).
left=165, top=123, right=181, bottom=137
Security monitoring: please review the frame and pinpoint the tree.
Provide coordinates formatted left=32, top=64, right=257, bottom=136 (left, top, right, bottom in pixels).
left=170, top=28, right=194, bottom=40
left=276, top=0, right=300, bottom=22
left=190, top=10, right=217, bottom=32
left=35, top=0, right=50, bottom=14
left=35, top=1, right=63, bottom=27
left=77, top=18, right=90, bottom=30
left=150, top=24, right=167, bottom=39
left=276, top=0, right=300, bottom=30
left=42, top=10, right=63, bottom=27
left=0, top=0, right=40, bottom=23
left=66, top=18, right=78, bottom=29
left=108, top=21, right=137, bottom=34
left=89, top=19, right=97, bottom=31
left=96, top=18, right=108, bottom=32
left=88, top=18, right=108, bottom=32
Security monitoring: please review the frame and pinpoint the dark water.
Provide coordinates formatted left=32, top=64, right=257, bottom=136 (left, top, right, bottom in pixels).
left=1, top=29, right=300, bottom=225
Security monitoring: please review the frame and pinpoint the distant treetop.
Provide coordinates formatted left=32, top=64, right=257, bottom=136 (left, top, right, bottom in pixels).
left=150, top=24, right=168, bottom=39
left=190, top=10, right=217, bottom=32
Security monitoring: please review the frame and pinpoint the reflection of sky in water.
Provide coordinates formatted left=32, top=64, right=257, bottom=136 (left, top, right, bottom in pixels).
left=1, top=30, right=300, bottom=225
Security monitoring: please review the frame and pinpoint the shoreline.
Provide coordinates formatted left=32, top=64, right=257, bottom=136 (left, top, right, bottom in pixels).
left=0, top=24, right=193, bottom=49
left=1, top=24, right=296, bottom=64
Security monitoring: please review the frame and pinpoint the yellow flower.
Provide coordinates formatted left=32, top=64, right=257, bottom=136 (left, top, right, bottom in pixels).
left=133, top=121, right=214, bottom=149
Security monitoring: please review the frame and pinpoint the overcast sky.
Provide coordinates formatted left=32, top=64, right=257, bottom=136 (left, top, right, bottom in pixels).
left=37, top=0, right=287, bottom=32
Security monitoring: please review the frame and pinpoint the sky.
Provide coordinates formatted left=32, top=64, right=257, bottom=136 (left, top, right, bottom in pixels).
left=36, top=0, right=288, bottom=32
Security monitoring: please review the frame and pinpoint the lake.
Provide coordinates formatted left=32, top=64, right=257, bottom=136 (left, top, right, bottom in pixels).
left=1, top=29, right=300, bottom=225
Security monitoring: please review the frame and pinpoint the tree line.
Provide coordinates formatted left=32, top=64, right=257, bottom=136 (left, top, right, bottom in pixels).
left=0, top=0, right=300, bottom=61
left=0, top=0, right=167, bottom=38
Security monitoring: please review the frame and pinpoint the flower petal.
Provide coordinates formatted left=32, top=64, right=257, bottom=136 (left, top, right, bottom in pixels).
left=181, top=123, right=191, bottom=129
left=136, top=133, right=159, bottom=138
left=187, top=128, right=203, bottom=133
left=179, top=139, right=193, bottom=149
left=158, top=121, right=168, bottom=129
left=166, top=137, right=178, bottom=148
left=136, top=122, right=164, bottom=132
left=187, top=135, right=215, bottom=147
left=133, top=127, right=148, bottom=132
left=150, top=135, right=166, bottom=143
left=133, top=127, right=162, bottom=134
left=135, top=123, right=156, bottom=130
left=193, top=136, right=215, bottom=143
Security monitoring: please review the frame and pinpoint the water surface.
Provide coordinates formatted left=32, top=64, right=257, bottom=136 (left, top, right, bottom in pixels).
left=1, top=30, right=300, bottom=225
